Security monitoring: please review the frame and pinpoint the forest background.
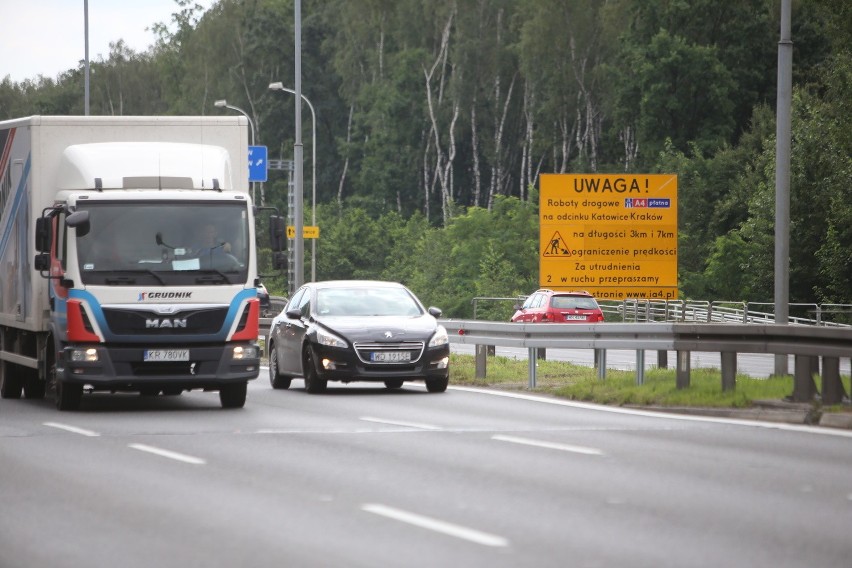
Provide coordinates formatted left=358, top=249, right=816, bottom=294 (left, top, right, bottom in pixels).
left=1, top=0, right=849, bottom=320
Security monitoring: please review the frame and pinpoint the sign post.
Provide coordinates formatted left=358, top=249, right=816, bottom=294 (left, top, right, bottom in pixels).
left=539, top=174, right=678, bottom=300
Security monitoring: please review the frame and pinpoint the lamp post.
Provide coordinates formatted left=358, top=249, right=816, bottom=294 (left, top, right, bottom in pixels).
left=268, top=82, right=317, bottom=282
left=214, top=100, right=258, bottom=203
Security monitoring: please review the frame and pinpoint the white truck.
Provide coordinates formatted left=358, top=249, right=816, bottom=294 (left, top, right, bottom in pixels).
left=0, top=115, right=278, bottom=410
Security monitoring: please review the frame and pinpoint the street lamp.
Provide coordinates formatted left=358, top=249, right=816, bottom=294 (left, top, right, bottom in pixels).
left=268, top=82, right=317, bottom=282
left=214, top=100, right=258, bottom=203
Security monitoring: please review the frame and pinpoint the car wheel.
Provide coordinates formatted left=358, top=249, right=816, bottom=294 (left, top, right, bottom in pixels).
left=268, top=343, right=292, bottom=390
left=219, top=382, right=247, bottom=409
left=384, top=379, right=404, bottom=389
left=425, top=376, right=449, bottom=393
left=55, top=380, right=83, bottom=411
left=302, top=346, right=327, bottom=394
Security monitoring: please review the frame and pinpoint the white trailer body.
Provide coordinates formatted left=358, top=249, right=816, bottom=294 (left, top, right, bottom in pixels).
left=0, top=116, right=263, bottom=409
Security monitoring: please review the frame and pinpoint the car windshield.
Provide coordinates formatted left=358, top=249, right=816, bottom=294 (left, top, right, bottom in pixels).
left=551, top=296, right=598, bottom=310
left=75, top=201, right=249, bottom=286
left=316, top=287, right=423, bottom=317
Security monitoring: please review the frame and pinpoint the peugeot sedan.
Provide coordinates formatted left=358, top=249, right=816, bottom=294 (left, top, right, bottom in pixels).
left=267, top=280, right=450, bottom=393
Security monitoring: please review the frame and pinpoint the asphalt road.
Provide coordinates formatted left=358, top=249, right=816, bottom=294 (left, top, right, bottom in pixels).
left=2, top=374, right=851, bottom=568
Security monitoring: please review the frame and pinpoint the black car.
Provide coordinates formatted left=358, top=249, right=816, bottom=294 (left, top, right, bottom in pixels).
left=267, top=280, right=450, bottom=393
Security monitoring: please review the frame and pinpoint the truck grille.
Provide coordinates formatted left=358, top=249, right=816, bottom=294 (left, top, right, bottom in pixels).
left=102, top=307, right=228, bottom=336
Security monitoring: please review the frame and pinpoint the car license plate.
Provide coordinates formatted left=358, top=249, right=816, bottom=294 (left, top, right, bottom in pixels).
left=563, top=315, right=587, bottom=320
left=371, top=351, right=411, bottom=363
left=144, top=349, right=190, bottom=362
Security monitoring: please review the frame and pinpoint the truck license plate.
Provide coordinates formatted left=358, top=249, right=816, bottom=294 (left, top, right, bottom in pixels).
left=144, top=349, right=190, bottom=362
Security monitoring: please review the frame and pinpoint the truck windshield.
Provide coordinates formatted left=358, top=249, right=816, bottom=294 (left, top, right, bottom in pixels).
left=75, top=202, right=250, bottom=286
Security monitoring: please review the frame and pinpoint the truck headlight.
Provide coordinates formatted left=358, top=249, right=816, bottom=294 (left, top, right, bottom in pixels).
left=232, top=345, right=258, bottom=360
left=70, top=348, right=99, bottom=362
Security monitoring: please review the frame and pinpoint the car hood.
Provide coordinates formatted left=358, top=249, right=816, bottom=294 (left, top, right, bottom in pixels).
left=317, top=315, right=439, bottom=342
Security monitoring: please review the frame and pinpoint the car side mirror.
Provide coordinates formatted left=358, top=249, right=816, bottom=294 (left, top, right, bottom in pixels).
left=286, top=308, right=302, bottom=319
left=428, top=306, right=442, bottom=317
left=513, top=304, right=521, bottom=310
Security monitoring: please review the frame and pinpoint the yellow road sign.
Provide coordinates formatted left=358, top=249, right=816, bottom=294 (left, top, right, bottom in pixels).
left=286, top=225, right=320, bottom=239
left=539, top=174, right=678, bottom=300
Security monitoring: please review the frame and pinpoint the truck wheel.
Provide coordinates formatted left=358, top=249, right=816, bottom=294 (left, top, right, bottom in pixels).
left=302, top=347, right=327, bottom=394
left=23, top=369, right=46, bottom=399
left=268, top=346, right=291, bottom=390
left=0, top=363, right=23, bottom=399
left=425, top=376, right=449, bottom=393
left=219, top=382, right=247, bottom=409
left=55, top=380, right=83, bottom=411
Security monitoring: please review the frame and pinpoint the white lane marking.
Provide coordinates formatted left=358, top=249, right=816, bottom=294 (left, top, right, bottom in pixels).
left=43, top=422, right=100, bottom=437
left=359, top=416, right=442, bottom=430
left=362, top=503, right=509, bottom=548
left=450, top=386, right=852, bottom=438
left=128, top=443, right=206, bottom=465
left=492, top=434, right=604, bottom=456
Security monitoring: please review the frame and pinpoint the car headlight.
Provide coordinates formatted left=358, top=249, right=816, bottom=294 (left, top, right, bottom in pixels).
left=428, top=325, right=449, bottom=347
left=316, top=327, right=348, bottom=348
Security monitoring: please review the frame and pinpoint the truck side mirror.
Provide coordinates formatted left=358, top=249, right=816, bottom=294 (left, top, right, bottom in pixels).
left=35, top=217, right=52, bottom=253
left=34, top=253, right=51, bottom=272
left=269, top=215, right=286, bottom=252
left=66, top=210, right=90, bottom=237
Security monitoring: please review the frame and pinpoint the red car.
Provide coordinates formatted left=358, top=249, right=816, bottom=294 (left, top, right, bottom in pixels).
left=511, top=289, right=604, bottom=323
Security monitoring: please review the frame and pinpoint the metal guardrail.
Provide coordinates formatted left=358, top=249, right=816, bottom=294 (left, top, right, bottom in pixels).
left=440, top=319, right=852, bottom=404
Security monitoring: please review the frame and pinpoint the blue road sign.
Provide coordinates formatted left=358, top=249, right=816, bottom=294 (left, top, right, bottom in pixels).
left=248, top=145, right=268, bottom=182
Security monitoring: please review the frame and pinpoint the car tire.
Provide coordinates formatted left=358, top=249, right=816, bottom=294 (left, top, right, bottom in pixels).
left=384, top=379, right=404, bottom=389
left=55, top=380, right=83, bottom=411
left=425, top=376, right=449, bottom=393
left=268, top=344, right=292, bottom=390
left=219, top=382, right=247, bottom=409
left=302, top=347, right=327, bottom=394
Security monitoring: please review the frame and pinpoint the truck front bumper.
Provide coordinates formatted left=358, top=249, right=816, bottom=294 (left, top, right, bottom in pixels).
left=59, top=343, right=260, bottom=391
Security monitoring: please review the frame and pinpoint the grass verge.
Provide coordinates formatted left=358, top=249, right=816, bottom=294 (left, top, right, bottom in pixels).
left=448, top=353, right=852, bottom=411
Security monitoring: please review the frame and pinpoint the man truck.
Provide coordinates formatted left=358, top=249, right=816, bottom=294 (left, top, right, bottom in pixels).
left=0, top=115, right=271, bottom=410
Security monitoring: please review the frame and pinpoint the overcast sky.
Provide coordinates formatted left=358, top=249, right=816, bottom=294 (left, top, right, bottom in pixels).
left=0, top=0, right=215, bottom=83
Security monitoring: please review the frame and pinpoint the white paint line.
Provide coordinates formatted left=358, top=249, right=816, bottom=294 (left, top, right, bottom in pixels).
left=359, top=416, right=442, bottom=430
left=128, top=443, right=206, bottom=465
left=449, top=386, right=852, bottom=438
left=43, top=422, right=100, bottom=437
left=362, top=503, right=509, bottom=548
left=492, top=434, right=604, bottom=456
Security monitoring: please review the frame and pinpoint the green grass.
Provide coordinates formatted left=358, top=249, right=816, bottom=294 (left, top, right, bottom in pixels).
left=448, top=353, right=851, bottom=410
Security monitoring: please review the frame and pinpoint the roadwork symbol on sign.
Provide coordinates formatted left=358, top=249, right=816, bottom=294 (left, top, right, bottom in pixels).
left=543, top=231, right=571, bottom=257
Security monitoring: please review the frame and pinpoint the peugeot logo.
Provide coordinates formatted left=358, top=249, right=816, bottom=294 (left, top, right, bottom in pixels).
left=384, top=331, right=393, bottom=338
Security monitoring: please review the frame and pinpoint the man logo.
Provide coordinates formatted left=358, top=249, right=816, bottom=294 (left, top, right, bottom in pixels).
left=146, top=318, right=188, bottom=329
left=384, top=331, right=393, bottom=338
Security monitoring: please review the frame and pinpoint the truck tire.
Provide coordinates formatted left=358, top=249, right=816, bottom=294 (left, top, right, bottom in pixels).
left=219, top=382, right=247, bottom=409
left=23, top=369, right=46, bottom=399
left=55, top=380, right=83, bottom=411
left=0, top=363, right=23, bottom=399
